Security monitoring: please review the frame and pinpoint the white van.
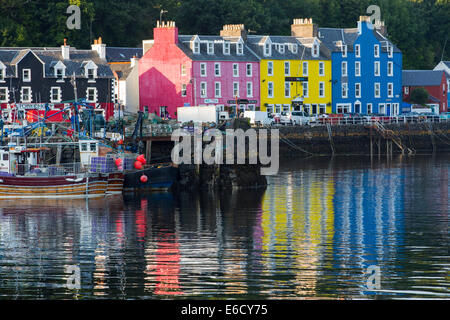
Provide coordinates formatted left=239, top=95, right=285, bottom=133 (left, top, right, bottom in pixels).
left=280, top=111, right=310, bottom=125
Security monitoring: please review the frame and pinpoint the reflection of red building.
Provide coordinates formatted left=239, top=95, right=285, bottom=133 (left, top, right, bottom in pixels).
left=154, top=232, right=182, bottom=295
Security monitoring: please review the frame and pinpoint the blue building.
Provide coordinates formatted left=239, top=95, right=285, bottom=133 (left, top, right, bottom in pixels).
left=319, top=16, right=402, bottom=115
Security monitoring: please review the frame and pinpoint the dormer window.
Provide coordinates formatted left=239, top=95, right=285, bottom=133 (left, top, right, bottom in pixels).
left=312, top=43, right=319, bottom=57
left=84, top=61, right=98, bottom=81
left=291, top=44, right=298, bottom=54
left=341, top=45, right=347, bottom=57
left=279, top=44, right=285, bottom=54
left=388, top=45, right=393, bottom=58
left=207, top=42, right=214, bottom=55
left=23, top=69, right=31, bottom=82
left=56, top=68, right=64, bottom=81
left=193, top=40, right=200, bottom=54
left=355, top=44, right=360, bottom=57
left=264, top=43, right=271, bottom=56
left=374, top=44, right=380, bottom=57
left=0, top=68, right=4, bottom=81
left=223, top=41, right=230, bottom=55
left=237, top=42, right=244, bottom=55
left=87, top=68, right=95, bottom=80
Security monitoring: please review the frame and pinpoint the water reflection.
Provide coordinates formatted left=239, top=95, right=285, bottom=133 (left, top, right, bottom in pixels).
left=0, top=155, right=448, bottom=299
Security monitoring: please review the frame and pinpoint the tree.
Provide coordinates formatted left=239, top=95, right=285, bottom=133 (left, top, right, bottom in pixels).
left=409, top=87, right=429, bottom=105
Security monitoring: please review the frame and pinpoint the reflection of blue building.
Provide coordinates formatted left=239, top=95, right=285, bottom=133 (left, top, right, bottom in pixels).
left=332, top=166, right=405, bottom=283
left=320, top=16, right=402, bottom=115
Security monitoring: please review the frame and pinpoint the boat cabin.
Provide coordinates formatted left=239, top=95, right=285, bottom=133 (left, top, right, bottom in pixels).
left=0, top=146, right=44, bottom=175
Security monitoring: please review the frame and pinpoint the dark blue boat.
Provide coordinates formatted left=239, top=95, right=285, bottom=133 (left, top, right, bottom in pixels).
left=123, top=163, right=178, bottom=192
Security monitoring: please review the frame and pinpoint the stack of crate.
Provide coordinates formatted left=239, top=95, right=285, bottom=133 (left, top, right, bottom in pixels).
left=90, top=157, right=115, bottom=173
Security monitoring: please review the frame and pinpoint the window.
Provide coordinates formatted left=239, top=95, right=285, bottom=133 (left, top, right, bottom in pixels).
left=0, top=88, right=8, bottom=102
left=247, top=82, right=253, bottom=97
left=264, top=43, right=271, bottom=56
left=404, top=86, right=409, bottom=95
left=341, top=83, right=348, bottom=98
left=86, top=88, right=97, bottom=102
left=319, top=82, right=325, bottom=98
left=237, top=42, right=244, bottom=55
left=215, top=82, right=221, bottom=98
left=233, top=82, right=239, bottom=97
left=56, top=68, right=64, bottom=81
left=22, top=69, right=31, bottom=82
left=341, top=61, right=347, bottom=77
left=207, top=42, right=214, bottom=55
left=268, top=82, right=274, bottom=98
left=355, top=44, right=360, bottom=57
left=374, top=61, right=380, bottom=76
left=319, top=62, right=325, bottom=76
left=302, top=61, right=308, bottom=76
left=354, top=102, right=361, bottom=114
left=319, top=104, right=326, bottom=114
left=355, top=61, right=361, bottom=76
left=284, top=82, right=290, bottom=98
left=81, top=143, right=88, bottom=152
left=342, top=45, right=347, bottom=57
left=223, top=41, right=230, bottom=55
left=50, top=87, right=61, bottom=103
left=374, top=44, right=380, bottom=57
left=388, top=62, right=393, bottom=76
left=21, top=87, right=32, bottom=102
left=267, top=61, right=273, bottom=76
left=200, top=63, right=207, bottom=77
left=90, top=143, right=97, bottom=152
left=355, top=83, right=361, bottom=98
left=374, top=83, right=381, bottom=98
left=388, top=83, right=393, bottom=97
left=193, top=40, right=200, bottom=54
left=87, top=68, right=95, bottom=80
left=302, top=81, right=308, bottom=97
left=181, top=64, right=187, bottom=76
left=214, top=63, right=221, bottom=77
left=284, top=61, right=290, bottom=76
left=379, top=103, right=385, bottom=114
left=181, top=84, right=187, bottom=97
left=246, top=64, right=252, bottom=77
left=233, top=64, right=239, bottom=77
left=291, top=44, right=298, bottom=54
left=279, top=44, right=285, bottom=54
left=200, top=82, right=207, bottom=98
left=388, top=45, right=393, bottom=58
left=0, top=68, right=4, bottom=81
left=367, top=103, right=373, bottom=114
left=312, top=44, right=319, bottom=57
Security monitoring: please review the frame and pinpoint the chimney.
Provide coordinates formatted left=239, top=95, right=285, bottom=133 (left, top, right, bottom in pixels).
left=91, top=37, right=106, bottom=60
left=61, top=38, right=70, bottom=60
left=154, top=21, right=178, bottom=44
left=220, top=24, right=247, bottom=40
left=130, top=55, right=139, bottom=68
left=374, top=20, right=387, bottom=36
left=291, top=18, right=317, bottom=38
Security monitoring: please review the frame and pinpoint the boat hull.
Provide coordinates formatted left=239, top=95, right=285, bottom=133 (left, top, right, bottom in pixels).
left=123, top=164, right=178, bottom=192
left=0, top=175, right=108, bottom=199
left=106, top=172, right=124, bottom=195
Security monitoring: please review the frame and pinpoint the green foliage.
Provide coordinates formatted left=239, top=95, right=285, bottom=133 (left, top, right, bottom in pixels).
left=0, top=0, right=448, bottom=68
left=409, top=87, right=430, bottom=105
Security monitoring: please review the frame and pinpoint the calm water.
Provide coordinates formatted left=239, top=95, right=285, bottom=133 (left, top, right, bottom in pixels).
left=0, top=155, right=449, bottom=299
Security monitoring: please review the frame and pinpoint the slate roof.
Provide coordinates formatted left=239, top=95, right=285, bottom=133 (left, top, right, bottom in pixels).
left=402, top=70, right=445, bottom=86
left=177, top=35, right=260, bottom=62
left=109, top=63, right=134, bottom=80
left=0, top=47, right=114, bottom=78
left=105, top=47, right=143, bottom=63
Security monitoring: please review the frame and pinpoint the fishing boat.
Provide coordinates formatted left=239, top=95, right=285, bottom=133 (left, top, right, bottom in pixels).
left=0, top=145, right=108, bottom=199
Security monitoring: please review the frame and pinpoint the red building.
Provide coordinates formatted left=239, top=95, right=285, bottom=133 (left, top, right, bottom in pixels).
left=402, top=70, right=449, bottom=113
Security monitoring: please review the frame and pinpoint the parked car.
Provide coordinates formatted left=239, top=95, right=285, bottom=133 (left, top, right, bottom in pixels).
left=440, top=112, right=450, bottom=120
left=280, top=111, right=310, bottom=125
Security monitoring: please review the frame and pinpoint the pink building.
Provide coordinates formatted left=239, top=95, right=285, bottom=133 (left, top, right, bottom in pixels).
left=139, top=22, right=260, bottom=118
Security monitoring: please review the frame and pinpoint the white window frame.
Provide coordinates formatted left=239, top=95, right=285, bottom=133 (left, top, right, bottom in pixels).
left=374, top=61, right=380, bottom=77
left=55, top=68, right=65, bottom=82
left=223, top=41, right=231, bottom=55
left=181, top=84, right=187, bottom=97
left=342, top=45, right=347, bottom=57
left=0, top=67, right=5, bottom=82
left=367, top=103, right=373, bottom=114
left=374, top=83, right=381, bottom=98
left=50, top=87, right=62, bottom=103
left=214, top=63, right=221, bottom=77
left=388, top=61, right=393, bottom=76
left=200, top=82, right=207, bottom=98
left=355, top=83, right=361, bottom=98
left=21, top=86, right=32, bottom=102
left=379, top=103, right=386, bottom=114
left=237, top=42, right=244, bottom=55
left=207, top=42, right=214, bottom=55
left=374, top=44, right=380, bottom=58
left=319, top=62, right=325, bottom=76
left=319, top=82, right=325, bottom=98
left=355, top=44, right=360, bottom=58
left=233, top=63, right=239, bottom=77
left=341, top=83, right=348, bottom=98
left=214, top=82, right=221, bottom=98
left=284, top=61, right=290, bottom=76
left=268, top=81, right=274, bottom=98
left=292, top=44, right=298, bottom=54
left=200, top=63, right=207, bottom=77
left=388, top=45, right=393, bottom=58
left=404, top=86, right=409, bottom=95
left=267, top=61, right=274, bottom=76
left=302, top=81, right=309, bottom=98
left=312, top=44, right=319, bottom=57
left=302, top=61, right=308, bottom=76
left=284, top=81, right=290, bottom=98
left=0, top=87, right=9, bottom=103
left=264, top=43, right=271, bottom=56
left=193, top=40, right=200, bottom=54
left=233, top=82, right=239, bottom=98
left=341, top=61, right=347, bottom=77
left=86, top=87, right=97, bottom=103
left=22, top=69, right=31, bottom=82
left=247, top=82, right=253, bottom=98
left=387, top=83, right=394, bottom=98
left=181, top=64, right=187, bottom=76
left=246, top=64, right=252, bottom=77
left=279, top=44, right=285, bottom=54
left=355, top=61, right=361, bottom=77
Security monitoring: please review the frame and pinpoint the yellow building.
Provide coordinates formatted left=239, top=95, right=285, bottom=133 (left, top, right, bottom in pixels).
left=246, top=19, right=332, bottom=115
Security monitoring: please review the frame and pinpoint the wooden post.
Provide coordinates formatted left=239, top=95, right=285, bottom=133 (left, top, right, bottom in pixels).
left=146, top=140, right=152, bottom=163
left=56, top=144, right=62, bottom=165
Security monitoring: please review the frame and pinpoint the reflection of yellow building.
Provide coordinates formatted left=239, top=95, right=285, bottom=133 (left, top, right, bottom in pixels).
left=261, top=170, right=335, bottom=296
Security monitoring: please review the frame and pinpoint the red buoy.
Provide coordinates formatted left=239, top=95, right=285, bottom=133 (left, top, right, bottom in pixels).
left=115, top=158, right=122, bottom=167
left=140, top=175, right=148, bottom=183
left=134, top=161, right=143, bottom=170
